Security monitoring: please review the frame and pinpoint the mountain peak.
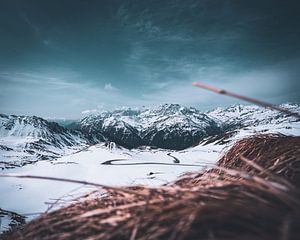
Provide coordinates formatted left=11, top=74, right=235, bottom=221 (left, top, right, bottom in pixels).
left=76, top=104, right=220, bottom=150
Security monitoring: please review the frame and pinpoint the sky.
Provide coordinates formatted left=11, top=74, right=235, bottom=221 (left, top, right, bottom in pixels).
left=0, top=0, right=300, bottom=118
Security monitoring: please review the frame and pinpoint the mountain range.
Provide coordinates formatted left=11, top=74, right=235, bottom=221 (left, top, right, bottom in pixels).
left=74, top=104, right=221, bottom=149
left=0, top=103, right=299, bottom=169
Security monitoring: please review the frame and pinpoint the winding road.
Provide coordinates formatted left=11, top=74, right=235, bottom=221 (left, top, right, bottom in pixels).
left=101, top=158, right=207, bottom=167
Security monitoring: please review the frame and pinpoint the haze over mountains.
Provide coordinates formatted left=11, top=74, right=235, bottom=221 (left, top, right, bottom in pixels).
left=1, top=103, right=299, bottom=169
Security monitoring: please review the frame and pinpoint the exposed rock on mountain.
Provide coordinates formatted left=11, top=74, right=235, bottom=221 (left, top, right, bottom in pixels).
left=0, top=114, right=87, bottom=169
left=77, top=104, right=221, bottom=150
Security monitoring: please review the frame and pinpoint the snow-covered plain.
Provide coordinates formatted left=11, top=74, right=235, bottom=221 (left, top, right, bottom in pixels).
left=0, top=142, right=223, bottom=232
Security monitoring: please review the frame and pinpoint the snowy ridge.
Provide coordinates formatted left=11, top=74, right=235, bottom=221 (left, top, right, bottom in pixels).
left=78, top=104, right=221, bottom=149
left=0, top=114, right=87, bottom=169
left=207, top=103, right=300, bottom=126
left=203, top=103, right=300, bottom=144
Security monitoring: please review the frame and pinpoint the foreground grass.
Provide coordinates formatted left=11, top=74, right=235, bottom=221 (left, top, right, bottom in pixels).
left=2, top=134, right=300, bottom=240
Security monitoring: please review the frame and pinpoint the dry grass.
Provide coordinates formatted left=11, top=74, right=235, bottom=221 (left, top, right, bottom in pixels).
left=2, top=134, right=300, bottom=240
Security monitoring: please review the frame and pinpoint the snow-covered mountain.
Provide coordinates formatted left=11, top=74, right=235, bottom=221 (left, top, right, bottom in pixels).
left=0, top=114, right=87, bottom=169
left=202, top=103, right=300, bottom=144
left=207, top=103, right=299, bottom=126
left=75, top=103, right=300, bottom=149
left=1, top=103, right=299, bottom=169
left=76, top=104, right=221, bottom=150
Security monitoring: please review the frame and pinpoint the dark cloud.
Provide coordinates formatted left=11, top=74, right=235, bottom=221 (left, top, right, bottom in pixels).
left=0, top=0, right=299, bottom=118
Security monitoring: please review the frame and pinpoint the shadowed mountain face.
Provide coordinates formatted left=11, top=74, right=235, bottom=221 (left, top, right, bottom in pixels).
left=77, top=104, right=222, bottom=150
left=73, top=103, right=300, bottom=149
left=0, top=114, right=86, bottom=147
left=0, top=114, right=88, bottom=169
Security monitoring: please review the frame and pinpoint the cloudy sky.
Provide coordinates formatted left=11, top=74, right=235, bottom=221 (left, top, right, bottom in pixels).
left=0, top=0, right=299, bottom=118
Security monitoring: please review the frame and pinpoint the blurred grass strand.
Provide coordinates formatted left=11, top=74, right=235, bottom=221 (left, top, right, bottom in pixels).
left=192, top=82, right=300, bottom=119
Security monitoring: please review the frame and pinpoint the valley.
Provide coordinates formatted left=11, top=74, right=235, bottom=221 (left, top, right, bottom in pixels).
left=0, top=103, right=299, bottom=233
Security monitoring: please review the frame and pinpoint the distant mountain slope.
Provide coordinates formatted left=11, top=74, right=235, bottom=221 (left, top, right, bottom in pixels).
left=0, top=114, right=87, bottom=169
left=207, top=103, right=300, bottom=126
left=77, top=104, right=221, bottom=150
left=202, top=103, right=300, bottom=144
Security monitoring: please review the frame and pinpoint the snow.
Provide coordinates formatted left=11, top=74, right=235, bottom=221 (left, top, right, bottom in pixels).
left=0, top=114, right=88, bottom=169
left=207, top=103, right=300, bottom=126
left=0, top=142, right=223, bottom=233
left=80, top=104, right=215, bottom=133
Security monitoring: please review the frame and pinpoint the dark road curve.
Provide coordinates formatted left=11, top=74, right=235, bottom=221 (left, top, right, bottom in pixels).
left=101, top=159, right=207, bottom=167
left=167, top=153, right=180, bottom=163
